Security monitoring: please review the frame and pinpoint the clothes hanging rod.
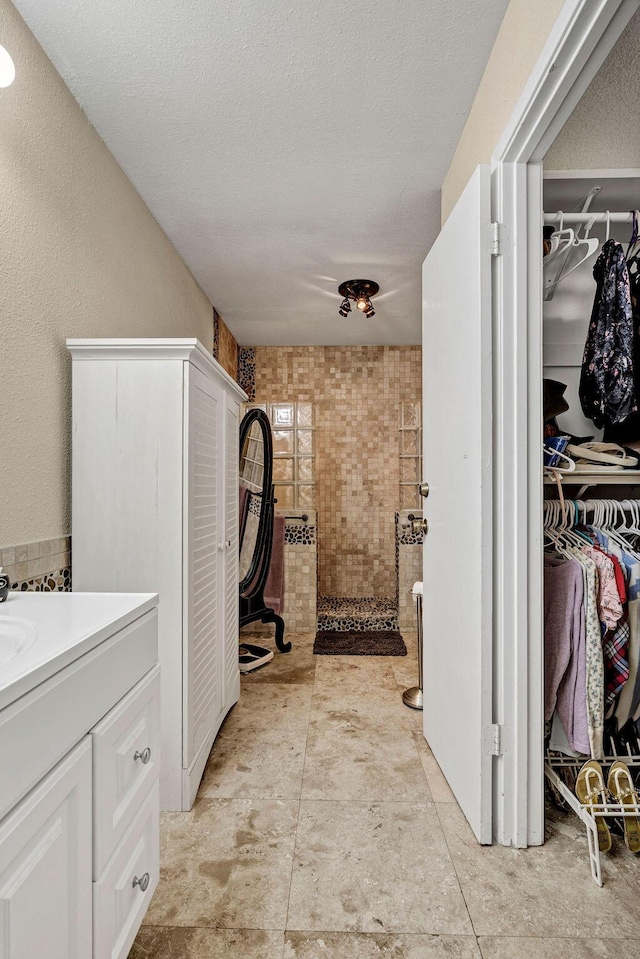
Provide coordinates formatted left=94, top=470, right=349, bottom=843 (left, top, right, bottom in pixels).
left=543, top=211, right=635, bottom=225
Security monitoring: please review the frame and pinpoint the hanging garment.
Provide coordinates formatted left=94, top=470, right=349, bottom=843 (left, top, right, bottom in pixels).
left=592, top=530, right=639, bottom=729
left=575, top=551, right=605, bottom=759
left=595, top=545, right=630, bottom=709
left=603, top=619, right=631, bottom=709
left=544, top=554, right=590, bottom=755
left=604, top=243, right=640, bottom=444
left=581, top=545, right=623, bottom=631
left=580, top=239, right=637, bottom=430
left=578, top=530, right=630, bottom=710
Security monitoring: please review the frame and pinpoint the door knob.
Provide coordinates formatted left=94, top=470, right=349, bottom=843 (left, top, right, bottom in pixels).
left=411, top=517, right=429, bottom=536
left=419, top=482, right=430, bottom=498
left=132, top=873, right=150, bottom=892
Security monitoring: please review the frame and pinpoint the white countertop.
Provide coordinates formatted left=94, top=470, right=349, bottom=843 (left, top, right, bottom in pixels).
left=0, top=591, right=158, bottom=710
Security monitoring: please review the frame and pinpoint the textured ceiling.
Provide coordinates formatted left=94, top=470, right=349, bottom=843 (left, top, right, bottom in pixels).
left=14, top=0, right=509, bottom=345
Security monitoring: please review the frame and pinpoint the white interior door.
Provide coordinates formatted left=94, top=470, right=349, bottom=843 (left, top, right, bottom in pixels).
left=422, top=164, right=494, bottom=843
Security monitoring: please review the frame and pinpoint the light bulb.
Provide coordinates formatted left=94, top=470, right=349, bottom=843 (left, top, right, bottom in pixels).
left=356, top=297, right=367, bottom=311
left=0, top=45, right=15, bottom=88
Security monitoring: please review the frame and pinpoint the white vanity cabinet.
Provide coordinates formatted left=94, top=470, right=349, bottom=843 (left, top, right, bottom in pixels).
left=0, top=738, right=93, bottom=959
left=0, top=593, right=160, bottom=959
left=68, top=339, right=246, bottom=811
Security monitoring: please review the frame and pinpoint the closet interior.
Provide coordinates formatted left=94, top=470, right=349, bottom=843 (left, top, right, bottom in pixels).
left=542, top=171, right=640, bottom=884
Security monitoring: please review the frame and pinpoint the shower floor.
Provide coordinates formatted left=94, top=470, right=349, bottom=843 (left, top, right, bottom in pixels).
left=317, top=596, right=399, bottom=632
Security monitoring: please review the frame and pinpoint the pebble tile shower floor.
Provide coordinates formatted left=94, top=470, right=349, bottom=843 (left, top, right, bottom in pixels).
left=316, top=596, right=399, bottom=632
left=130, top=631, right=640, bottom=959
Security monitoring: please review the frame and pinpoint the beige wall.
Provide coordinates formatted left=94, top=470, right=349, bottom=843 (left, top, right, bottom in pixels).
left=253, top=346, right=422, bottom=599
left=545, top=9, right=640, bottom=170
left=441, top=0, right=564, bottom=223
left=0, top=0, right=214, bottom=550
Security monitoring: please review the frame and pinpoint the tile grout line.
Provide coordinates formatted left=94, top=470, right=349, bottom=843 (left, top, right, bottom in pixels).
left=281, top=664, right=315, bottom=943
left=434, top=800, right=480, bottom=945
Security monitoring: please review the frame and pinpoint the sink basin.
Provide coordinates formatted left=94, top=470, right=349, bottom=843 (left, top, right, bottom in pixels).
left=0, top=617, right=38, bottom=668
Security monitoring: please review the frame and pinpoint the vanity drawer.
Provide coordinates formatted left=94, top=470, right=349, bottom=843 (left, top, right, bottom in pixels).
left=92, top=665, right=160, bottom=877
left=93, top=779, right=159, bottom=959
left=0, top=608, right=158, bottom=822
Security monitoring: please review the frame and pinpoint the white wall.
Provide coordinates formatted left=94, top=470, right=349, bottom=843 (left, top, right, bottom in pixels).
left=441, top=0, right=564, bottom=223
left=545, top=9, right=640, bottom=171
left=0, top=0, right=214, bottom=549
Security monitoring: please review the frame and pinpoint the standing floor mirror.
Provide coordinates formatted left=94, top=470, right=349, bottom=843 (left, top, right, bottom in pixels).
left=238, top=408, right=290, bottom=668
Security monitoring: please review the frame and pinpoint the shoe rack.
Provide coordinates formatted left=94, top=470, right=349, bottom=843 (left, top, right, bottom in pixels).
left=545, top=751, right=640, bottom=885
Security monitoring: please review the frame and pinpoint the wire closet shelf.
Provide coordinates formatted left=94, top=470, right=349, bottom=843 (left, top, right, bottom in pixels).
left=544, top=498, right=640, bottom=886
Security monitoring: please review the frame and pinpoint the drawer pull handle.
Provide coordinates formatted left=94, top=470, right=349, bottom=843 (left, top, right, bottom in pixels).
left=132, top=873, right=150, bottom=892
left=134, top=747, right=151, bottom=765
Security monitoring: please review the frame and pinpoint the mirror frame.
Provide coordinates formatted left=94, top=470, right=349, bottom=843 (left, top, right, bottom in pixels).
left=238, top=408, right=291, bottom=653
left=239, top=408, right=273, bottom=596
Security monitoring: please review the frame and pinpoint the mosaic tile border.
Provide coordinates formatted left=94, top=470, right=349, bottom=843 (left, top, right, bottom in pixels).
left=284, top=522, right=316, bottom=545
left=11, top=567, right=71, bottom=592
left=396, top=510, right=424, bottom=545
left=238, top=347, right=256, bottom=401
left=212, top=307, right=220, bottom=361
left=2, top=537, right=71, bottom=592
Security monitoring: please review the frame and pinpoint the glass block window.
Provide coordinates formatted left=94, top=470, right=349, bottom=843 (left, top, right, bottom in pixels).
left=399, top=402, right=423, bottom=508
left=244, top=402, right=315, bottom=509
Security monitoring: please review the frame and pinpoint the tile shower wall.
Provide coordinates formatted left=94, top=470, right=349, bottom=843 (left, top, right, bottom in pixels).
left=253, top=346, right=422, bottom=598
left=283, top=514, right=317, bottom=632
left=241, top=514, right=317, bottom=635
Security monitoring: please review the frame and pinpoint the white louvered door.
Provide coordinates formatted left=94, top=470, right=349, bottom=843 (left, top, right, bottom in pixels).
left=184, top=365, right=222, bottom=768
left=222, top=392, right=241, bottom=710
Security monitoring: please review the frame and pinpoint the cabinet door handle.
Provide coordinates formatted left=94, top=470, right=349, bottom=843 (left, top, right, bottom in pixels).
left=134, top=747, right=151, bottom=764
left=226, top=539, right=232, bottom=548
left=132, top=873, right=150, bottom=892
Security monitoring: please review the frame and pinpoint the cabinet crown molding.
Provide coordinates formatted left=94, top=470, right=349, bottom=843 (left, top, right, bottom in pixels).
left=66, top=338, right=247, bottom=401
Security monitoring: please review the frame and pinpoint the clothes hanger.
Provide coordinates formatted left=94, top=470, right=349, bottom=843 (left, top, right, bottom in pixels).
left=625, top=499, right=640, bottom=538
left=543, top=229, right=577, bottom=269
left=543, top=500, right=570, bottom=553
left=560, top=503, right=593, bottom=549
left=568, top=499, right=593, bottom=543
left=601, top=498, right=638, bottom=554
left=611, top=500, right=640, bottom=556
left=543, top=213, right=599, bottom=297
left=545, top=498, right=587, bottom=557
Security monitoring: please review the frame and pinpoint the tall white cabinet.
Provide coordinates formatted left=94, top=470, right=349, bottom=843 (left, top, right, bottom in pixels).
left=68, top=339, right=246, bottom=811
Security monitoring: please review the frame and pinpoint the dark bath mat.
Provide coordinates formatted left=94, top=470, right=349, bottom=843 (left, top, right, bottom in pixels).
left=313, top=630, right=407, bottom=656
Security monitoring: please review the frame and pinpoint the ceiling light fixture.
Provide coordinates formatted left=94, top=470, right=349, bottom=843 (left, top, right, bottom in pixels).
left=0, top=45, right=15, bottom=88
left=337, top=279, right=379, bottom=319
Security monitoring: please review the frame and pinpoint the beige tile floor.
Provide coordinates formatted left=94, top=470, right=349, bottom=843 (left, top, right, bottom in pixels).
left=131, top=631, right=640, bottom=959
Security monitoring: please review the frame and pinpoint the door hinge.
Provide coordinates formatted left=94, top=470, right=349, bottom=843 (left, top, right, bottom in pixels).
left=490, top=221, right=502, bottom=256
left=489, top=723, right=503, bottom=756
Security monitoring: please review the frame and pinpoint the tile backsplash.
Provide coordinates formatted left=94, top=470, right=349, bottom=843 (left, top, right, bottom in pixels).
left=2, top=537, right=71, bottom=591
